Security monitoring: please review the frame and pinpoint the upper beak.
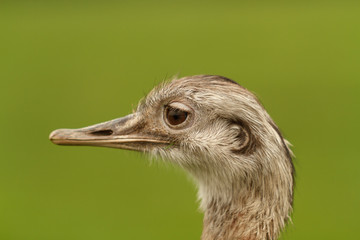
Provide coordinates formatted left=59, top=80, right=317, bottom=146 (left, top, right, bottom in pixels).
left=49, top=113, right=170, bottom=151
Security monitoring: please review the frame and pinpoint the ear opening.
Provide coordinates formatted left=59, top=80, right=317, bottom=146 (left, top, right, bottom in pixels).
left=231, top=119, right=258, bottom=155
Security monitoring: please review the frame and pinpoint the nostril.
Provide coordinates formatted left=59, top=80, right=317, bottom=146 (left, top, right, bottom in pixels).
left=90, top=130, right=113, bottom=136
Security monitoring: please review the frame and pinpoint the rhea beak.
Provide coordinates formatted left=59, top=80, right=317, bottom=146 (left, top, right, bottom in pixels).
left=49, top=113, right=170, bottom=151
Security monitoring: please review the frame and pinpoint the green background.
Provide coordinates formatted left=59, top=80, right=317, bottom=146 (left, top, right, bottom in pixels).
left=1, top=1, right=359, bottom=239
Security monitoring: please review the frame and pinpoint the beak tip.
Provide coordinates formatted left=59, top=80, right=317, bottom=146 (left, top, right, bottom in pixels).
left=49, top=129, right=64, bottom=144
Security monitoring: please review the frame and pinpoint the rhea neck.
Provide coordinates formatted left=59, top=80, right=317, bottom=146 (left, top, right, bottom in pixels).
left=190, top=153, right=292, bottom=240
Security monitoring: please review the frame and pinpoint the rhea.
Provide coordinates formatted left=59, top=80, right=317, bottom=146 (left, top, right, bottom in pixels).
left=50, top=75, right=294, bottom=240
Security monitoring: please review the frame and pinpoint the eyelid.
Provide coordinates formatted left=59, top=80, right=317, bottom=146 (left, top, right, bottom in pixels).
left=168, top=102, right=192, bottom=112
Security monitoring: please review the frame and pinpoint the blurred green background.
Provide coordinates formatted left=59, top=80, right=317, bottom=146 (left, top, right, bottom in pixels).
left=1, top=0, right=359, bottom=239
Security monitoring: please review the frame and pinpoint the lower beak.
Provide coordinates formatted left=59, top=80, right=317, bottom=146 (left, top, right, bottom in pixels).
left=49, top=114, right=170, bottom=151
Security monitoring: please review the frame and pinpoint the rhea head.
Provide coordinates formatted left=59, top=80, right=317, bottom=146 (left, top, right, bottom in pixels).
left=50, top=75, right=294, bottom=240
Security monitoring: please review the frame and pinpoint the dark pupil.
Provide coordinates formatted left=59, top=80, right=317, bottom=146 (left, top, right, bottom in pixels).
left=167, top=108, right=188, bottom=125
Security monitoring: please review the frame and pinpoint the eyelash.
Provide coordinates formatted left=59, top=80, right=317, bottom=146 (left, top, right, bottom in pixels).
left=166, top=105, right=185, bottom=112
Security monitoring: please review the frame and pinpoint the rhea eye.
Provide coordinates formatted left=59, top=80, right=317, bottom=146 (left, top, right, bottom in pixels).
left=165, top=107, right=188, bottom=126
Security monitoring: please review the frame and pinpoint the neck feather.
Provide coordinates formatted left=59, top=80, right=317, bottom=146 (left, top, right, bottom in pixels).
left=192, top=154, right=293, bottom=240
